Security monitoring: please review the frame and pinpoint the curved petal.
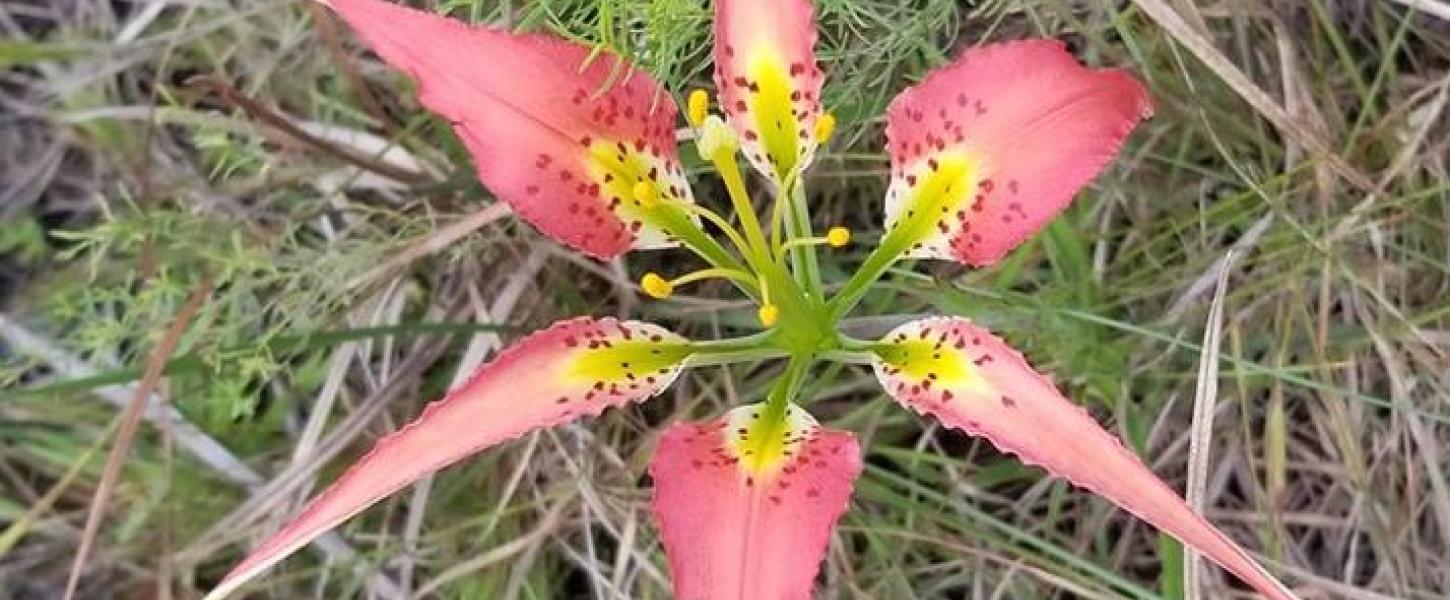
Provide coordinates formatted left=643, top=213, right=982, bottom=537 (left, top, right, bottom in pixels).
left=327, top=0, right=697, bottom=258
left=871, top=317, right=1296, bottom=600
left=713, top=0, right=823, bottom=184
left=650, top=403, right=861, bottom=600
left=206, top=317, right=692, bottom=600
left=882, top=40, right=1151, bottom=265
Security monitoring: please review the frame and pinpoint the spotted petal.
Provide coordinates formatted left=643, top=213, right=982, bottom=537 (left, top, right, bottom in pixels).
left=871, top=317, right=1295, bottom=600
left=205, top=317, right=691, bottom=600
left=326, top=0, right=697, bottom=258
left=882, top=40, right=1151, bottom=265
left=713, top=0, right=824, bottom=185
left=651, top=403, right=861, bottom=600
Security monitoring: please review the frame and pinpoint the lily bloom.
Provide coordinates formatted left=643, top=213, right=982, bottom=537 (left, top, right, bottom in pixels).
left=205, top=0, right=1299, bottom=598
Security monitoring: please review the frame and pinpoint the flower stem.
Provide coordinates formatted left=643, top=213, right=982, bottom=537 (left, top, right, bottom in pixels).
left=825, top=233, right=905, bottom=323
left=654, top=206, right=756, bottom=300
left=713, top=152, right=774, bottom=271
left=756, top=355, right=811, bottom=442
left=671, top=267, right=759, bottom=292
left=677, top=203, right=755, bottom=269
left=783, top=178, right=824, bottom=302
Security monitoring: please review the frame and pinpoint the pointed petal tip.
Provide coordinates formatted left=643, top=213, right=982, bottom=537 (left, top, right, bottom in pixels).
left=871, top=316, right=1296, bottom=600
left=206, top=316, right=692, bottom=599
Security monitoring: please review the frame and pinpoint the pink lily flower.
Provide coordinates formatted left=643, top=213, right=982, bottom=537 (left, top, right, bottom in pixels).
left=204, top=0, right=1299, bottom=598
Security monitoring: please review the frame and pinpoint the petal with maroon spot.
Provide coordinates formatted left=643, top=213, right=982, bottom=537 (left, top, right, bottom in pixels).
left=651, top=403, right=862, bottom=600
left=326, top=0, right=697, bottom=258
left=881, top=39, right=1151, bottom=265
left=204, top=317, right=692, bottom=600
left=713, top=0, right=824, bottom=184
left=870, top=317, right=1296, bottom=600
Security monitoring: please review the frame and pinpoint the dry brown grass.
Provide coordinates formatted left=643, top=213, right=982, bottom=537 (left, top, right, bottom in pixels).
left=1, top=0, right=1447, bottom=598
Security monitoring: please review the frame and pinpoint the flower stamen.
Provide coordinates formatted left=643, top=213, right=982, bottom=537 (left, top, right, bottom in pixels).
left=779, top=226, right=851, bottom=253
left=814, top=112, right=837, bottom=144
left=687, top=89, right=710, bottom=128
left=756, top=278, right=779, bottom=328
left=640, top=268, right=760, bottom=300
left=640, top=272, right=674, bottom=299
left=757, top=304, right=780, bottom=328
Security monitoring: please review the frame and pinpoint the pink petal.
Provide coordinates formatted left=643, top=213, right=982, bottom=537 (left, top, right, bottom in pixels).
left=327, top=0, right=695, bottom=258
left=882, top=39, right=1151, bottom=265
left=871, top=317, right=1295, bottom=600
left=650, top=403, right=862, bottom=600
left=205, top=317, right=692, bottom=600
left=714, top=0, right=824, bottom=183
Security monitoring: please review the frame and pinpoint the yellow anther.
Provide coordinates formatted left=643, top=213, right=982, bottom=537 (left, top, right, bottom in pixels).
left=641, top=272, right=673, bottom=299
left=632, top=180, right=658, bottom=209
left=687, top=89, right=710, bottom=128
left=813, top=113, right=837, bottom=144
left=757, top=304, right=780, bottom=328
left=781, top=227, right=852, bottom=253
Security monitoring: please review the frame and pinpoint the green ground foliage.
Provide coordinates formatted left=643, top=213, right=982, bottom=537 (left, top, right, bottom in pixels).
left=1, top=0, right=1447, bottom=598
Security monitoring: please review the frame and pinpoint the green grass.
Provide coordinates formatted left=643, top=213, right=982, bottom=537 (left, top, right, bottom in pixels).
left=2, top=0, right=1447, bottom=598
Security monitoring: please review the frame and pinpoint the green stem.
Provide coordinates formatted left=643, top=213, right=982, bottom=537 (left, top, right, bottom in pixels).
left=685, top=331, right=788, bottom=367
left=656, top=206, right=756, bottom=301
left=671, top=267, right=760, bottom=295
left=784, top=177, right=824, bottom=302
left=714, top=152, right=774, bottom=271
left=817, top=349, right=875, bottom=364
left=687, top=348, right=790, bottom=367
left=678, top=203, right=756, bottom=270
left=826, top=234, right=905, bottom=323
left=757, top=355, right=811, bottom=438
left=687, top=330, right=778, bottom=353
